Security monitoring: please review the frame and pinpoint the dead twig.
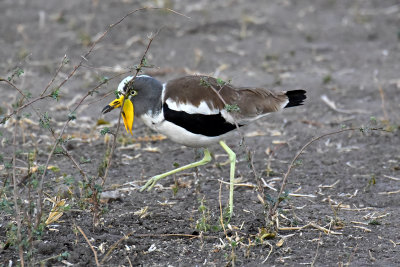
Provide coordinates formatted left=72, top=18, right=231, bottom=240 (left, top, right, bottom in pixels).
left=347, top=243, right=359, bottom=266
left=270, top=127, right=389, bottom=219
left=383, top=174, right=400, bottom=181
left=278, top=222, right=342, bottom=235
left=12, top=112, right=24, bottom=267
left=320, top=95, right=368, bottom=114
left=378, top=189, right=400, bottom=195
left=311, top=233, right=322, bottom=267
left=219, top=180, right=228, bottom=236
left=77, top=225, right=100, bottom=267
left=352, top=225, right=371, bottom=232
left=101, top=27, right=162, bottom=186
left=35, top=7, right=187, bottom=228
left=36, top=121, right=69, bottom=227
left=126, top=256, right=133, bottom=267
left=134, top=233, right=214, bottom=239
left=0, top=78, right=54, bottom=124
left=378, top=86, right=389, bottom=121
left=40, top=55, right=68, bottom=96
left=261, top=241, right=273, bottom=264
left=101, top=231, right=134, bottom=264
left=207, top=80, right=263, bottom=198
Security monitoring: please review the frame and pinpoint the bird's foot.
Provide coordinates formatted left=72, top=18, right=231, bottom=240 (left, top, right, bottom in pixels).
left=139, top=175, right=163, bottom=192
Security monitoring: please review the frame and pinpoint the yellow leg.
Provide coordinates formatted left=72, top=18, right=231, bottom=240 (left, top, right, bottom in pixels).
left=219, top=140, right=236, bottom=217
left=140, top=148, right=212, bottom=192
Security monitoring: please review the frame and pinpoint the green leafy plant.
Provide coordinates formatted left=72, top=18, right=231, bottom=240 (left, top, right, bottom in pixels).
left=225, top=104, right=240, bottom=113
left=51, top=88, right=60, bottom=101
left=8, top=68, right=24, bottom=82
left=39, top=112, right=51, bottom=129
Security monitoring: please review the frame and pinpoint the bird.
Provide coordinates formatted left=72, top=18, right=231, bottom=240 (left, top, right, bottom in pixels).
left=102, top=75, right=306, bottom=216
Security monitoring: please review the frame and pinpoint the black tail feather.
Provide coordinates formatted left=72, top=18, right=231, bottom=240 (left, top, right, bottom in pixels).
left=284, top=90, right=307, bottom=108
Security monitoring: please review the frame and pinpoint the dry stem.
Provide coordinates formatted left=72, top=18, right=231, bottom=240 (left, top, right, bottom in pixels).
left=77, top=225, right=100, bottom=267
left=101, top=231, right=134, bottom=264
left=33, top=7, right=186, bottom=228
left=207, top=81, right=262, bottom=193
left=12, top=112, right=24, bottom=267
left=100, top=28, right=162, bottom=186
left=40, top=55, right=68, bottom=96
left=269, top=127, right=388, bottom=218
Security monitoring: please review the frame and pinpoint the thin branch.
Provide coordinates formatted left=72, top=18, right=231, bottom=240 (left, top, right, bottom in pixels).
left=35, top=122, right=69, bottom=227
left=101, top=28, right=162, bottom=186
left=5, top=6, right=188, bottom=230
left=34, top=72, right=133, bottom=228
left=0, top=78, right=28, bottom=100
left=54, top=7, right=187, bottom=95
left=218, top=180, right=227, bottom=236
left=207, top=81, right=262, bottom=191
left=270, top=127, right=389, bottom=217
left=61, top=144, right=89, bottom=181
left=77, top=225, right=100, bottom=267
left=311, top=233, right=322, bottom=267
left=0, top=79, right=53, bottom=124
left=41, top=55, right=68, bottom=96
left=12, top=113, right=24, bottom=267
left=100, top=231, right=134, bottom=264
left=100, top=231, right=214, bottom=264
left=1, top=7, right=188, bottom=125
left=378, top=86, right=389, bottom=121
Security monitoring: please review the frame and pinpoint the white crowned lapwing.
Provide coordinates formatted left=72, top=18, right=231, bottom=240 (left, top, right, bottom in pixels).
left=102, top=75, right=306, bottom=215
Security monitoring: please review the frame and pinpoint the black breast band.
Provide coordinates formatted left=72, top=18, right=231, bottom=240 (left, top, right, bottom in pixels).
left=163, top=103, right=238, bottom=137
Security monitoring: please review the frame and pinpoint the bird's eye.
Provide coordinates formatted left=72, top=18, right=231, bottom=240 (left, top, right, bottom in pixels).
left=131, top=90, right=138, bottom=96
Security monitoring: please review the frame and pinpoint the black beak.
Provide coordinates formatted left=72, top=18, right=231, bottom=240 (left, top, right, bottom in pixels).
left=102, top=105, right=114, bottom=114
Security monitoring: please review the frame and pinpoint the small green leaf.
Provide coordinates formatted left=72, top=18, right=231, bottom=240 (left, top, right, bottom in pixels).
left=39, top=112, right=51, bottom=129
left=225, top=104, right=240, bottom=112
left=8, top=68, right=24, bottom=81
left=100, top=76, right=109, bottom=83
left=63, top=175, right=75, bottom=186
left=199, top=77, right=211, bottom=87
left=114, top=90, right=121, bottom=98
left=5, top=162, right=12, bottom=169
left=30, top=179, right=39, bottom=189
left=141, top=57, right=148, bottom=67
left=216, top=78, right=226, bottom=86
left=38, top=165, right=46, bottom=174
left=322, top=75, right=332, bottom=84
left=68, top=112, right=76, bottom=121
left=24, top=90, right=32, bottom=99
left=94, top=184, right=103, bottom=193
left=293, top=159, right=303, bottom=166
left=49, top=166, right=60, bottom=172
left=51, top=88, right=60, bottom=101
left=80, top=157, right=91, bottom=164
left=54, top=146, right=64, bottom=155
left=369, top=219, right=381, bottom=225
left=100, top=127, right=111, bottom=136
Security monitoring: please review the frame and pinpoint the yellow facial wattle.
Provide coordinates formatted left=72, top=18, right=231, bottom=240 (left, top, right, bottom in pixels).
left=106, top=95, right=134, bottom=135
left=121, top=97, right=134, bottom=135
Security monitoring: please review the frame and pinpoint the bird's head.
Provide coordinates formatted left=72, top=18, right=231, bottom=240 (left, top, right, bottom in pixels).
left=102, top=76, right=137, bottom=134
left=102, top=75, right=163, bottom=135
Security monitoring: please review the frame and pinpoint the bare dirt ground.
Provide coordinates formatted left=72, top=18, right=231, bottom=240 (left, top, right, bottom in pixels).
left=1, top=0, right=400, bottom=266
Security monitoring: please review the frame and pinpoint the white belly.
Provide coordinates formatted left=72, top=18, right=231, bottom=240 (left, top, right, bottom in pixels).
left=140, top=113, right=228, bottom=147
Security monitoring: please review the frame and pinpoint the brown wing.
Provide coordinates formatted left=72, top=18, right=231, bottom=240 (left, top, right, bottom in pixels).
left=164, top=75, right=289, bottom=122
